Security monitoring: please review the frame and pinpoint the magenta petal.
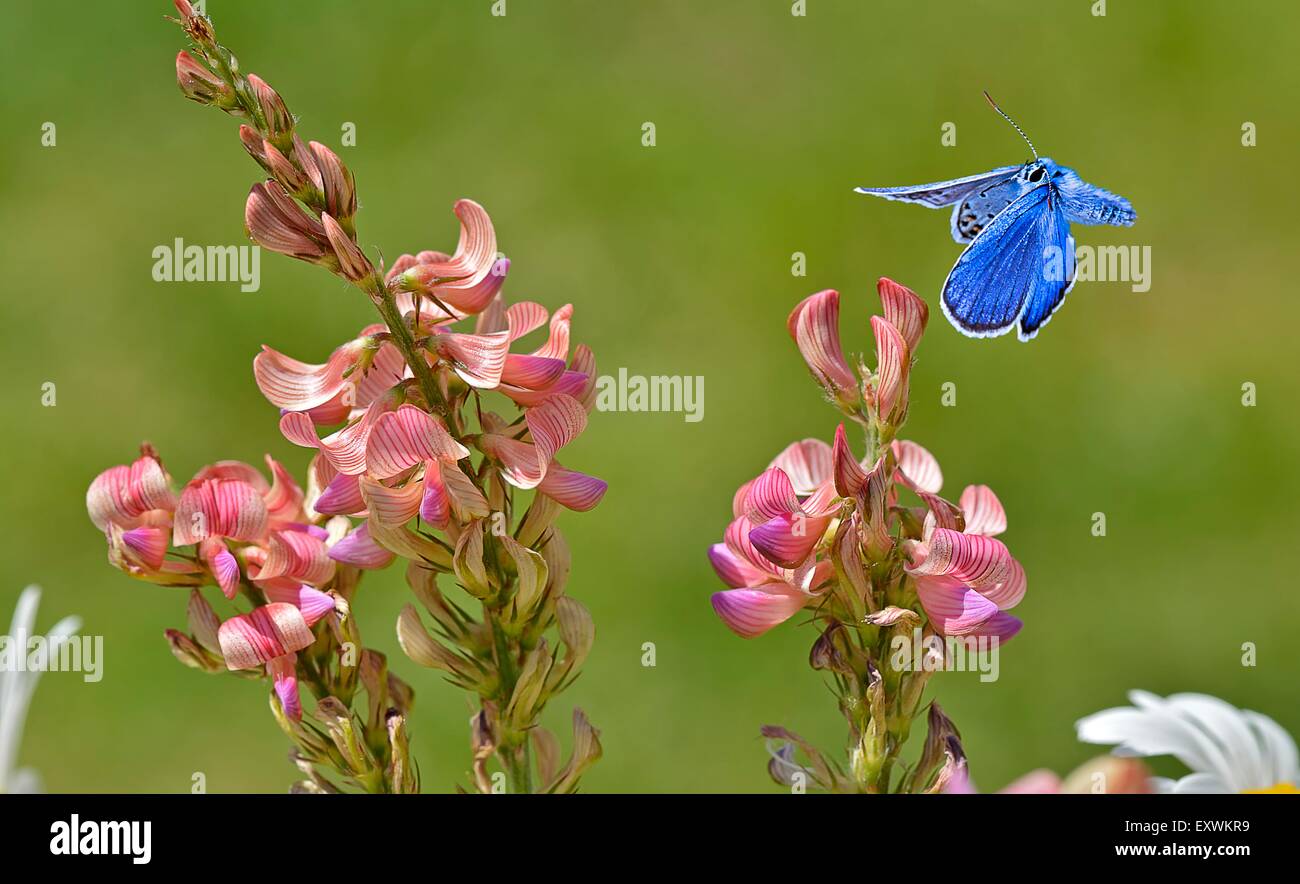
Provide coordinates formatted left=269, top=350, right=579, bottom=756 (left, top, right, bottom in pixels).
left=419, top=463, right=450, bottom=527
left=915, top=577, right=999, bottom=635
left=121, top=526, right=169, bottom=570
left=268, top=654, right=302, bottom=721
left=708, top=543, right=768, bottom=588
left=748, top=513, right=827, bottom=570
left=967, top=611, right=1023, bottom=643
left=710, top=587, right=806, bottom=639
left=315, top=473, right=364, bottom=515
left=744, top=468, right=802, bottom=523
left=328, top=521, right=396, bottom=569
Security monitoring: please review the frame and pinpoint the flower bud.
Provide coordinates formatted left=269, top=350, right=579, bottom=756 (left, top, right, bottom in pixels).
left=246, top=73, right=294, bottom=141
left=186, top=589, right=222, bottom=654
left=505, top=640, right=552, bottom=730
left=176, top=51, right=232, bottom=107
left=452, top=520, right=491, bottom=598
left=549, top=708, right=603, bottom=794
left=787, top=289, right=860, bottom=411
left=386, top=711, right=418, bottom=794
left=555, top=597, right=594, bottom=668
left=309, top=141, right=357, bottom=226
left=322, top=213, right=374, bottom=284
left=244, top=180, right=334, bottom=266
left=164, top=628, right=223, bottom=673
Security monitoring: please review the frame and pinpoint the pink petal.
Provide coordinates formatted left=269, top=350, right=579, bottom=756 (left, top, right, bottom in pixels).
left=365, top=404, right=468, bottom=478
left=499, top=371, right=588, bottom=408
left=86, top=454, right=176, bottom=531
left=500, top=354, right=568, bottom=390
left=359, top=476, right=424, bottom=526
left=434, top=330, right=510, bottom=388
left=919, top=492, right=963, bottom=534
left=907, top=528, right=1012, bottom=588
left=967, top=611, right=1023, bottom=643
left=506, top=299, right=547, bottom=342
left=419, top=462, right=450, bottom=527
left=328, top=521, right=396, bottom=569
left=832, top=424, right=868, bottom=498
left=748, top=512, right=829, bottom=570
left=218, top=602, right=314, bottom=669
left=200, top=537, right=241, bottom=599
left=537, top=463, right=607, bottom=511
left=262, top=455, right=306, bottom=527
left=353, top=342, right=407, bottom=408
left=479, top=435, right=546, bottom=489
left=314, top=472, right=365, bottom=515
left=262, top=584, right=336, bottom=626
left=708, top=543, right=769, bottom=588
left=280, top=400, right=388, bottom=476
left=525, top=393, right=587, bottom=463
left=724, top=515, right=784, bottom=579
left=252, top=340, right=362, bottom=411
left=256, top=528, right=336, bottom=585
left=570, top=344, right=598, bottom=412
left=120, top=526, right=169, bottom=570
left=979, top=557, right=1026, bottom=610
left=915, top=577, right=999, bottom=635
left=173, top=478, right=269, bottom=545
left=438, top=462, right=490, bottom=520
left=267, top=654, right=302, bottom=721
left=533, top=304, right=572, bottom=360
left=711, top=587, right=807, bottom=639
left=877, top=277, right=928, bottom=354
left=870, top=315, right=908, bottom=420
left=787, top=290, right=856, bottom=400
left=892, top=440, right=943, bottom=494
left=960, top=484, right=1007, bottom=536
left=399, top=200, right=499, bottom=308
left=744, top=468, right=802, bottom=523
left=767, top=438, right=833, bottom=496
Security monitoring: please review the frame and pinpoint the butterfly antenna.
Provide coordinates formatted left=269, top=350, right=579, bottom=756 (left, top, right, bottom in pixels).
left=982, top=91, right=1038, bottom=161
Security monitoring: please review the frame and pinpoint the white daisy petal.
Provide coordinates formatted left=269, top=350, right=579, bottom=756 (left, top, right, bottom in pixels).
left=1171, top=772, right=1232, bottom=793
left=1076, top=705, right=1232, bottom=784
left=1165, top=693, right=1268, bottom=791
left=1243, top=710, right=1299, bottom=788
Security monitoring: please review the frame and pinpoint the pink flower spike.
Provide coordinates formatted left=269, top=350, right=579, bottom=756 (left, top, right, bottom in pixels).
left=433, top=330, right=510, bottom=388
left=870, top=315, right=908, bottom=422
left=711, top=587, right=807, bottom=639
left=253, top=340, right=364, bottom=411
left=537, top=464, right=608, bottom=512
left=832, top=424, right=868, bottom=498
left=267, top=654, right=302, bottom=721
left=914, top=577, right=1000, bottom=636
left=906, top=528, right=1012, bottom=589
left=960, top=484, right=1007, bottom=536
left=328, top=522, right=396, bottom=569
left=86, top=452, right=177, bottom=531
left=877, top=277, right=929, bottom=354
left=787, top=290, right=858, bottom=407
left=892, top=439, right=944, bottom=494
left=173, top=477, right=269, bottom=546
left=219, top=603, right=315, bottom=670
left=366, top=404, right=469, bottom=479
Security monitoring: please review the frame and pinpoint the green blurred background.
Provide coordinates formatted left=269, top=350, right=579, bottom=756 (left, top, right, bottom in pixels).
left=1, top=0, right=1297, bottom=793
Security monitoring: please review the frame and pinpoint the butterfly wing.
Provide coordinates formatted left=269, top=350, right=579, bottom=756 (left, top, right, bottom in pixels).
left=1052, top=165, right=1136, bottom=227
left=949, top=170, right=1040, bottom=243
left=855, top=165, right=1019, bottom=210
left=940, top=184, right=1076, bottom=341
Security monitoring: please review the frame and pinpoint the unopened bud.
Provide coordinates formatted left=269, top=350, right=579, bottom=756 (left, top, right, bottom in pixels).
left=246, top=73, right=294, bottom=141
left=164, top=628, right=222, bottom=673
left=322, top=213, right=374, bottom=284
left=176, top=51, right=232, bottom=107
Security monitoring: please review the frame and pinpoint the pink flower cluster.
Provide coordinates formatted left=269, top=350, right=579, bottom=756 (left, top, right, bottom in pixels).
left=708, top=279, right=1026, bottom=645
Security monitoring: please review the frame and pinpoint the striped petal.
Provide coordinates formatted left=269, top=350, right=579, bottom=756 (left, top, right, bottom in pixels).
left=434, top=331, right=510, bottom=389
left=419, top=462, right=450, bottom=527
left=499, top=371, right=589, bottom=408
left=708, top=543, right=770, bottom=588
left=570, top=344, right=598, bottom=412
left=878, top=277, right=928, bottom=353
left=438, top=462, right=490, bottom=520
left=263, top=455, right=306, bottom=527
left=870, top=315, right=908, bottom=421
left=255, top=528, right=336, bottom=585
left=314, top=472, right=365, bottom=515
left=121, top=526, right=169, bottom=570
left=745, top=468, right=802, bottom=523
left=328, top=521, right=396, bottom=569
left=906, top=528, right=1012, bottom=589
left=787, top=289, right=857, bottom=402
left=87, top=454, right=176, bottom=531
left=892, top=439, right=943, bottom=494
left=262, top=585, right=336, bottom=626
left=749, top=512, right=830, bottom=570
left=366, top=404, right=468, bottom=478
left=501, top=354, right=568, bottom=390
left=526, top=394, right=587, bottom=463
left=268, top=654, right=302, bottom=721
left=398, top=200, right=499, bottom=307
left=711, top=587, right=807, bottom=639
left=914, top=577, right=1000, bottom=636
left=479, top=435, right=546, bottom=489
left=768, top=438, right=833, bottom=495
left=533, top=304, right=572, bottom=360
left=218, top=602, right=314, bottom=669
left=359, top=476, right=424, bottom=526
left=280, top=400, right=388, bottom=476
left=832, top=424, right=868, bottom=498
left=506, top=299, right=547, bottom=342
left=253, top=340, right=363, bottom=411
left=960, top=484, right=1007, bottom=536
left=199, top=537, right=241, bottom=599
left=537, top=463, right=607, bottom=511
left=173, top=478, right=269, bottom=545
left=979, top=557, right=1026, bottom=610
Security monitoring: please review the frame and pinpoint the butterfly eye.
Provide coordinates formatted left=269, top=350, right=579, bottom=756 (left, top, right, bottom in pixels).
left=1029, top=167, right=1045, bottom=182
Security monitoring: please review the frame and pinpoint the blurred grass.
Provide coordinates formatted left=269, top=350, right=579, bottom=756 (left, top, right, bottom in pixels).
left=0, top=0, right=1297, bottom=792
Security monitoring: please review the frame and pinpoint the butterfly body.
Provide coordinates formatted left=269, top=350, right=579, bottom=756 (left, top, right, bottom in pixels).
left=858, top=115, right=1136, bottom=341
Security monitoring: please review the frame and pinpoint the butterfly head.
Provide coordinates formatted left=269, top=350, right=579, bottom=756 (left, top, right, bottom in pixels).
left=1020, top=157, right=1059, bottom=185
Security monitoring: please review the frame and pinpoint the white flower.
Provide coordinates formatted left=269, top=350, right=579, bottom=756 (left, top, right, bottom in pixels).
left=1076, top=690, right=1298, bottom=794
left=0, top=586, right=80, bottom=794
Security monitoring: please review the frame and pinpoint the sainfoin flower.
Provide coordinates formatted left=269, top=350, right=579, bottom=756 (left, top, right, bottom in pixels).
left=1076, top=691, right=1299, bottom=793
left=709, top=277, right=1030, bottom=793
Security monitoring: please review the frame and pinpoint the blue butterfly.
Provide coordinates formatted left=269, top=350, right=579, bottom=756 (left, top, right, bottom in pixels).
left=856, top=94, right=1136, bottom=341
